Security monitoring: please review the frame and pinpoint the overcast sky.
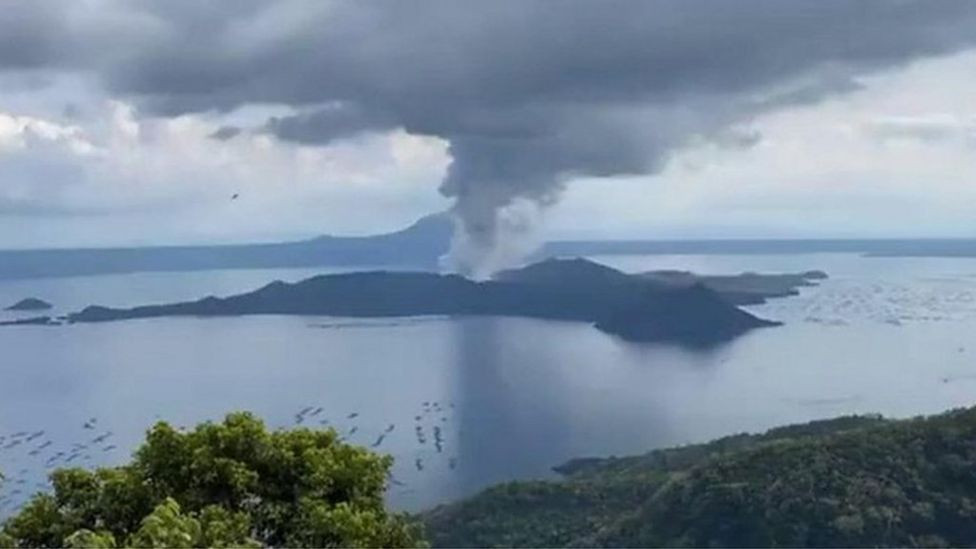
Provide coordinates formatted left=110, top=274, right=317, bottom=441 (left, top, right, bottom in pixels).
left=1, top=1, right=975, bottom=249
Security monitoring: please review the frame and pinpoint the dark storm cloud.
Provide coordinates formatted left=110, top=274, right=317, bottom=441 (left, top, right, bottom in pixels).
left=92, top=2, right=976, bottom=118
left=263, top=103, right=397, bottom=144
left=0, top=2, right=72, bottom=68
left=3, top=0, right=976, bottom=271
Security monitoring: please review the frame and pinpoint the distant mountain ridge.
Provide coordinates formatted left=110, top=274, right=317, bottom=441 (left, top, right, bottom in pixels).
left=0, top=211, right=971, bottom=280
left=66, top=258, right=777, bottom=345
left=0, top=213, right=454, bottom=280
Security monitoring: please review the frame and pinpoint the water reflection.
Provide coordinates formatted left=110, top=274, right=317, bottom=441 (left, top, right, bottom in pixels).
left=452, top=317, right=569, bottom=493
left=448, top=316, right=677, bottom=500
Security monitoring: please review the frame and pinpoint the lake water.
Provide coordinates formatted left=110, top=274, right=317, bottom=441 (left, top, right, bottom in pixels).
left=2, top=254, right=976, bottom=515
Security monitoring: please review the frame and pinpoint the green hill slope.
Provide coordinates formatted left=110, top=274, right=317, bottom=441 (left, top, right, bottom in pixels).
left=424, top=408, right=976, bottom=547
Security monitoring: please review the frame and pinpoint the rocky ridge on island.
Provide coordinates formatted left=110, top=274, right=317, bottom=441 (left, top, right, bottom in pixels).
left=639, top=269, right=828, bottom=306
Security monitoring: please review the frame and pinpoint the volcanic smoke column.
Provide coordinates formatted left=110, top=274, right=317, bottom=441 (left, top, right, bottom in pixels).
left=434, top=107, right=681, bottom=279
left=439, top=188, right=549, bottom=280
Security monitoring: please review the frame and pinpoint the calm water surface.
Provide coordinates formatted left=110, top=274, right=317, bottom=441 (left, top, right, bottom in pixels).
left=2, top=254, right=976, bottom=514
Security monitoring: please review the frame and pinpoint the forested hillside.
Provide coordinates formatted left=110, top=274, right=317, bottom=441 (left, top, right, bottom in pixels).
left=425, top=408, right=976, bottom=547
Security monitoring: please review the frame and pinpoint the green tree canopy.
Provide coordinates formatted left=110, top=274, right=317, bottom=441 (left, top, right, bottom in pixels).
left=1, top=412, right=422, bottom=548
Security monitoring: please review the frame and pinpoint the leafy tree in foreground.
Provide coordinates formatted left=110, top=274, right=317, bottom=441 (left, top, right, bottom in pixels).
left=0, top=413, right=422, bottom=548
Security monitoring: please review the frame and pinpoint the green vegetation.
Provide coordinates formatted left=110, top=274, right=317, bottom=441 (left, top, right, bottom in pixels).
left=424, top=409, right=976, bottom=547
left=12, top=406, right=976, bottom=547
left=0, top=413, right=422, bottom=548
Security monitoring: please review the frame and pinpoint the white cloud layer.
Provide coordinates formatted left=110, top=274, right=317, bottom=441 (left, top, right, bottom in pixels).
left=550, top=51, right=976, bottom=239
left=0, top=99, right=450, bottom=248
